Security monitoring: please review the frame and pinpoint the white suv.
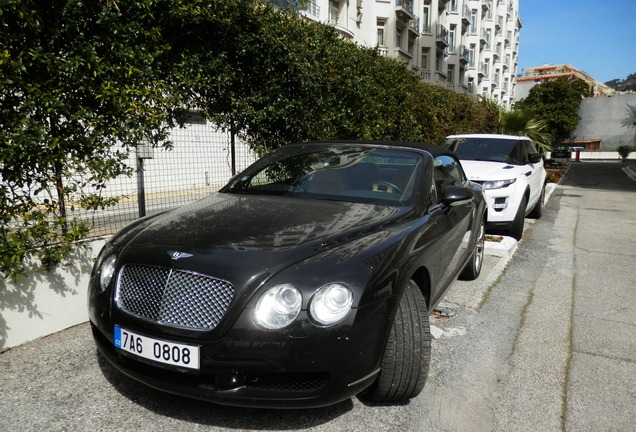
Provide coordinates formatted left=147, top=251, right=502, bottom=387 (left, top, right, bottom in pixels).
left=443, top=134, right=547, bottom=240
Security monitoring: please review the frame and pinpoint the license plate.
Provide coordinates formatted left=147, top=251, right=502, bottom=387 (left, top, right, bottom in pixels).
left=114, top=326, right=200, bottom=370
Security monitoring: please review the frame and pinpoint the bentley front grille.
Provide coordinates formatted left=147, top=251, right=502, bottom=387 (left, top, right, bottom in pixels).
left=115, top=264, right=234, bottom=330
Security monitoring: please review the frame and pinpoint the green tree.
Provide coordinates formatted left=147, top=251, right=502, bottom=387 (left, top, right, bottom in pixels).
left=1, top=0, right=500, bottom=279
left=514, top=77, right=590, bottom=145
left=0, top=0, right=179, bottom=278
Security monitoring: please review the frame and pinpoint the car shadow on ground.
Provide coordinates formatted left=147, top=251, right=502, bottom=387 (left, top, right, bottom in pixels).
left=95, top=350, right=354, bottom=429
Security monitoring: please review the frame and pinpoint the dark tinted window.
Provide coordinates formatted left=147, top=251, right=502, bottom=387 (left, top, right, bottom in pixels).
left=444, top=137, right=529, bottom=165
left=431, top=155, right=465, bottom=203
left=224, top=147, right=422, bottom=206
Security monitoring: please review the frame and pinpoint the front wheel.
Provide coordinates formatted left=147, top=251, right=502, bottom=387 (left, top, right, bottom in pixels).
left=460, top=214, right=485, bottom=280
left=361, top=280, right=430, bottom=402
left=528, top=185, right=546, bottom=219
left=509, top=196, right=527, bottom=241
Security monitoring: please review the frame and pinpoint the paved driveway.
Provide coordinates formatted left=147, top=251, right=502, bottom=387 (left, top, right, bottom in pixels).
left=1, top=162, right=634, bottom=431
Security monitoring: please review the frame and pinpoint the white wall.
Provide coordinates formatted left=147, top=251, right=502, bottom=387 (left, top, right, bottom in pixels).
left=0, top=239, right=105, bottom=352
left=573, top=93, right=636, bottom=151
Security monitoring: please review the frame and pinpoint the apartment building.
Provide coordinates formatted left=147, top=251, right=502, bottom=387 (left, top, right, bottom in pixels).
left=516, top=64, right=614, bottom=100
left=293, top=0, right=522, bottom=108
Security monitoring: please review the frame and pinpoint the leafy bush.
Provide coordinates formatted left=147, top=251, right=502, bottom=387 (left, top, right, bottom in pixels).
left=1, top=0, right=497, bottom=279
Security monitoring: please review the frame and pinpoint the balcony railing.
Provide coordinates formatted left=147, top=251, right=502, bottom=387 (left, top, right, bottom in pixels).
left=304, top=0, right=320, bottom=17
left=395, top=0, right=415, bottom=22
left=436, top=24, right=449, bottom=47
left=459, top=45, right=469, bottom=64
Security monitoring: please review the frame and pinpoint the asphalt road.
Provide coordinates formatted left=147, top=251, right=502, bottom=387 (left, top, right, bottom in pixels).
left=1, top=161, right=635, bottom=432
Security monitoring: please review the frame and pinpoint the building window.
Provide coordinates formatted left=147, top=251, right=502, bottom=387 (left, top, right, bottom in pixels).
left=449, top=0, right=458, bottom=13
left=396, top=26, right=403, bottom=50
left=421, top=47, right=430, bottom=70
left=449, top=24, right=456, bottom=54
left=468, top=43, right=476, bottom=68
left=447, top=64, right=455, bottom=84
left=329, top=3, right=339, bottom=25
left=469, top=9, right=478, bottom=34
left=436, top=49, right=445, bottom=72
left=377, top=19, right=386, bottom=47
left=422, top=5, right=431, bottom=33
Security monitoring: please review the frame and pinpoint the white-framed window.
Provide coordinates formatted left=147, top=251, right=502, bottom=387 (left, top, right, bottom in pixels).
left=422, top=5, right=431, bottom=32
left=396, top=26, right=403, bottom=50
left=469, top=9, right=478, bottom=34
left=329, top=3, right=339, bottom=25
left=447, top=64, right=455, bottom=84
left=468, top=43, right=476, bottom=68
left=449, top=24, right=456, bottom=54
left=436, top=48, right=445, bottom=71
left=377, top=19, right=386, bottom=47
left=421, top=47, right=430, bottom=69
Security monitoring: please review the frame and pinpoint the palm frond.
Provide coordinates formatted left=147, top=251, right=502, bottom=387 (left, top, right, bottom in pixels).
left=620, top=103, right=636, bottom=129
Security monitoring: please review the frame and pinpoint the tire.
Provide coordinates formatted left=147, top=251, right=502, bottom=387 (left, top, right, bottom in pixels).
left=362, top=280, right=431, bottom=402
left=460, top=214, right=485, bottom=280
left=528, top=184, right=546, bottom=219
left=509, top=195, right=527, bottom=241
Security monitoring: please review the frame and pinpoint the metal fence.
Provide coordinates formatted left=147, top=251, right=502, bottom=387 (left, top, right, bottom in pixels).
left=80, top=117, right=257, bottom=238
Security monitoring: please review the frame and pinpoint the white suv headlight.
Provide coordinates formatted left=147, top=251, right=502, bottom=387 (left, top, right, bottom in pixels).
left=481, top=179, right=516, bottom=190
left=309, top=283, right=353, bottom=326
left=254, top=284, right=302, bottom=329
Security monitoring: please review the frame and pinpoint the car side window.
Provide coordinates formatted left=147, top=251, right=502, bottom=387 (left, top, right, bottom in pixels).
left=524, top=140, right=539, bottom=163
left=432, top=155, right=465, bottom=203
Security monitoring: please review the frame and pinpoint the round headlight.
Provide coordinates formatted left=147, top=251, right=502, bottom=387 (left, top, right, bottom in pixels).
left=309, top=283, right=353, bottom=326
left=254, top=284, right=302, bottom=329
left=99, top=255, right=117, bottom=292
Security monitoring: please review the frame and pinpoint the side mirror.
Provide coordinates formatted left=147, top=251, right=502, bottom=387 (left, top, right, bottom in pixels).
left=441, top=186, right=474, bottom=207
left=528, top=153, right=542, bottom=164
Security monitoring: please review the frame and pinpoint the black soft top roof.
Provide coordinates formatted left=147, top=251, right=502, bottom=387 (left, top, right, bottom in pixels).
left=294, top=140, right=456, bottom=159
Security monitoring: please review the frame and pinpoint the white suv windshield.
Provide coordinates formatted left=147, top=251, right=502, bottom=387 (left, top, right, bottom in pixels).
left=444, top=137, right=524, bottom=165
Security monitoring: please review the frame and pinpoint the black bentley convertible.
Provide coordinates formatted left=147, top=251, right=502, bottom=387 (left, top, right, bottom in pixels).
left=88, top=141, right=486, bottom=408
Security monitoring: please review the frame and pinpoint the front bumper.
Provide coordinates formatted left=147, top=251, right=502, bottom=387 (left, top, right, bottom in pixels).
left=482, top=186, right=524, bottom=229
left=89, top=300, right=388, bottom=409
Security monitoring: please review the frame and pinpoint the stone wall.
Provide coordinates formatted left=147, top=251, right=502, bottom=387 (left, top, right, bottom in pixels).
left=574, top=93, right=636, bottom=151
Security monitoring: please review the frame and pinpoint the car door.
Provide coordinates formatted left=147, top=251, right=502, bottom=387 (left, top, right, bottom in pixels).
left=429, top=155, right=474, bottom=302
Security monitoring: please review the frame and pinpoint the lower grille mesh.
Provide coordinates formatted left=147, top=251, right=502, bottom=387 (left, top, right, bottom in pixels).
left=116, top=264, right=234, bottom=330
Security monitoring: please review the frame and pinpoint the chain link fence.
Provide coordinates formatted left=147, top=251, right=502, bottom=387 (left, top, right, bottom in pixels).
left=81, top=116, right=256, bottom=238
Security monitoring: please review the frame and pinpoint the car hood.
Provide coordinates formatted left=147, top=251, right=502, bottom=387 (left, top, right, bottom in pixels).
left=116, top=193, right=408, bottom=287
left=460, top=160, right=528, bottom=181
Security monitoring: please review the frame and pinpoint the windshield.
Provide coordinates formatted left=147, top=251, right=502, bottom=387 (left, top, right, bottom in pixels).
left=222, top=146, right=422, bottom=206
left=444, top=137, right=523, bottom=164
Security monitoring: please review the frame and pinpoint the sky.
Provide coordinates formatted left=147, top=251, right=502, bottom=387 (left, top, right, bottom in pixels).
left=517, top=0, right=636, bottom=84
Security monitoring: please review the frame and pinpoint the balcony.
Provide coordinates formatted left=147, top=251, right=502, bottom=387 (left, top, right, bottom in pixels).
left=332, top=24, right=355, bottom=40
left=461, top=4, right=471, bottom=33
left=419, top=69, right=432, bottom=82
left=408, top=16, right=421, bottom=37
left=459, top=45, right=469, bottom=64
left=395, top=0, right=415, bottom=23
left=478, top=62, right=487, bottom=77
left=480, top=29, right=490, bottom=49
left=302, top=0, right=320, bottom=19
left=436, top=24, right=449, bottom=48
